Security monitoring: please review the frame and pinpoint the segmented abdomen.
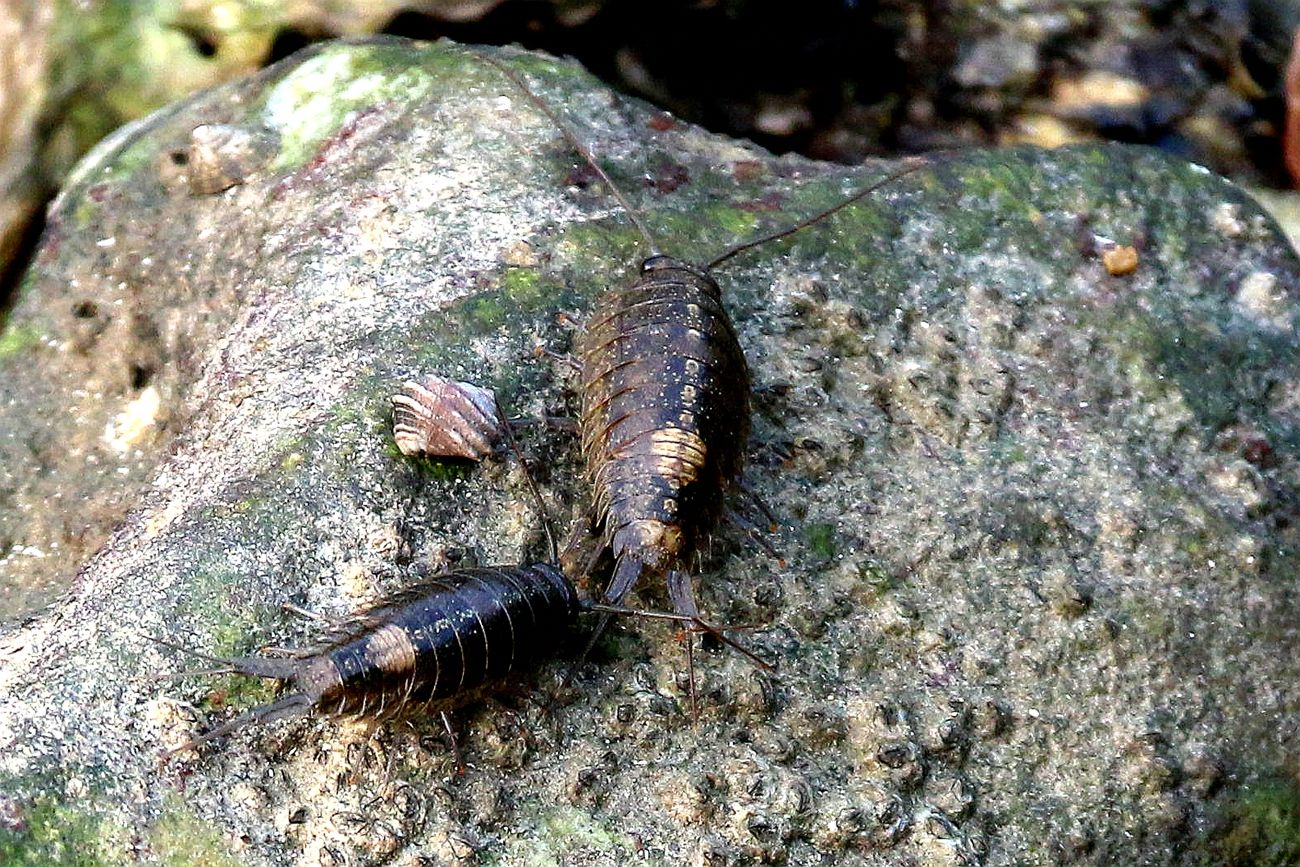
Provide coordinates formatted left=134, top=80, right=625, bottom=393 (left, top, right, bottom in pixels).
left=577, top=257, right=750, bottom=569
left=305, top=563, right=579, bottom=718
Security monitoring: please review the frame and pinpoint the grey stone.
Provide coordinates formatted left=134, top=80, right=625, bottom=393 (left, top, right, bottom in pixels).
left=1, top=37, right=1298, bottom=867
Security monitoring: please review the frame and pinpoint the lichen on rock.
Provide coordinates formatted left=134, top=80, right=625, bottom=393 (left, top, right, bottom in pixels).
left=1, top=37, right=1299, bottom=866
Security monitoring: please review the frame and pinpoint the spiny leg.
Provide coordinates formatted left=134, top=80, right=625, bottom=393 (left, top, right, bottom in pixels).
left=724, top=508, right=782, bottom=564
left=558, top=516, right=607, bottom=595
left=508, top=414, right=580, bottom=435
left=270, top=602, right=347, bottom=658
left=531, top=342, right=584, bottom=375
left=439, top=711, right=466, bottom=776
left=738, top=479, right=779, bottom=529
left=666, top=569, right=701, bottom=720
left=282, top=601, right=343, bottom=627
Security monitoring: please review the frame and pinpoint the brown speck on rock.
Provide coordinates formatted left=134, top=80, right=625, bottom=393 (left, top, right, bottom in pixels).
left=648, top=162, right=689, bottom=194
left=648, top=113, right=676, bottom=132
left=1102, top=244, right=1139, bottom=276
left=500, top=239, right=541, bottom=267
left=732, top=160, right=764, bottom=183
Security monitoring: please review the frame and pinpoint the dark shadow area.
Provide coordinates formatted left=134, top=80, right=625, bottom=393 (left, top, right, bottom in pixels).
left=0, top=205, right=45, bottom=321
left=381, top=0, right=911, bottom=161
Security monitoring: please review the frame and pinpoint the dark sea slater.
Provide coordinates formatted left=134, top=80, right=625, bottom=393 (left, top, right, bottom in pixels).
left=160, top=563, right=579, bottom=754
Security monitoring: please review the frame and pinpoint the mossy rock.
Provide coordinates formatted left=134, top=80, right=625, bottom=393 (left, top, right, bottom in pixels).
left=1, top=37, right=1298, bottom=866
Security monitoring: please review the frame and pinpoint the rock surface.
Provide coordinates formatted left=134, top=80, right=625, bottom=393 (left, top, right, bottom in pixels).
left=0, top=1, right=523, bottom=301
left=2, top=37, right=1300, bottom=867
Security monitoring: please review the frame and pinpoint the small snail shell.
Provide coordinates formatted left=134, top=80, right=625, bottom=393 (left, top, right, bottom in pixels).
left=391, top=376, right=504, bottom=461
left=185, top=124, right=279, bottom=195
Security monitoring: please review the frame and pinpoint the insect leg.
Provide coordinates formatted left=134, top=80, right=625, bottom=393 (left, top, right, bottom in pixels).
left=541, top=415, right=580, bottom=435
left=439, top=711, right=466, bottom=776
left=724, top=508, right=782, bottom=563
left=558, top=518, right=606, bottom=591
left=738, top=480, right=779, bottom=528
left=531, top=342, right=584, bottom=374
left=665, top=572, right=775, bottom=672
left=281, top=601, right=341, bottom=625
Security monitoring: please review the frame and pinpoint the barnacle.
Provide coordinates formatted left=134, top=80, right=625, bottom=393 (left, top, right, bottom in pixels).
left=391, top=376, right=504, bottom=461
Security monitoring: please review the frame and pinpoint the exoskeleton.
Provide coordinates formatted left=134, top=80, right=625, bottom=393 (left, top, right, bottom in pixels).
left=160, top=563, right=579, bottom=753
left=574, top=254, right=749, bottom=618
left=477, top=51, right=925, bottom=634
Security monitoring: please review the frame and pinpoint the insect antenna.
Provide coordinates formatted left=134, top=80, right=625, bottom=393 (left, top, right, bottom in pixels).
left=706, top=156, right=931, bottom=270
left=583, top=602, right=774, bottom=671
left=474, top=50, right=663, bottom=257
left=501, top=412, right=558, bottom=562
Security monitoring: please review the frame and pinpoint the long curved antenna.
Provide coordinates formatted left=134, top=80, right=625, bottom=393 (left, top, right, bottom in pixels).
left=144, top=633, right=300, bottom=680
left=474, top=50, right=662, bottom=257
left=584, top=602, right=774, bottom=671
left=501, top=416, right=558, bottom=562
left=706, top=156, right=931, bottom=270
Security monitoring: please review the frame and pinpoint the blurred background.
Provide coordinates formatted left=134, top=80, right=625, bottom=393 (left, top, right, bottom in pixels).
left=3, top=0, right=1300, bottom=307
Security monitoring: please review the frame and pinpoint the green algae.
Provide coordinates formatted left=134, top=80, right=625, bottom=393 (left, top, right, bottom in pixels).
left=485, top=804, right=637, bottom=866
left=1196, top=777, right=1300, bottom=866
left=803, top=523, right=838, bottom=560
left=0, top=324, right=40, bottom=358
left=551, top=221, right=643, bottom=286
left=1092, top=292, right=1299, bottom=436
left=0, top=790, right=242, bottom=867
left=148, top=798, right=243, bottom=867
left=856, top=560, right=898, bottom=596
left=260, top=42, right=437, bottom=171
left=501, top=267, right=545, bottom=306
left=385, top=442, right=475, bottom=482
left=0, top=795, right=125, bottom=867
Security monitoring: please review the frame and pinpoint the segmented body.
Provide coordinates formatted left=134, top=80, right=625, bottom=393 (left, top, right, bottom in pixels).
left=575, top=255, right=751, bottom=610
left=309, top=563, right=578, bottom=716
left=169, top=564, right=578, bottom=750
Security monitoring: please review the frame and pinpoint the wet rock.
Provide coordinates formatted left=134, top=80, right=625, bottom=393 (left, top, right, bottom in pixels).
left=0, top=37, right=1299, bottom=867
